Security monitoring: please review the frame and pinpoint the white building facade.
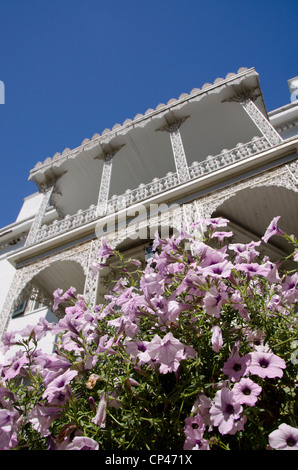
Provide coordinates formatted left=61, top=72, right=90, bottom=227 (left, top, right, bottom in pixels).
left=0, top=67, right=297, bottom=353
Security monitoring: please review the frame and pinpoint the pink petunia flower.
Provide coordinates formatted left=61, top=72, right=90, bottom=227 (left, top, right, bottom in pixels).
left=211, top=231, right=233, bottom=244
left=222, top=353, right=251, bottom=382
left=125, top=339, right=151, bottom=364
left=268, top=423, right=298, bottom=450
left=140, top=272, right=165, bottom=298
left=202, top=260, right=233, bottom=279
left=235, top=262, right=271, bottom=280
left=282, top=272, right=298, bottom=304
left=211, top=325, right=223, bottom=352
left=209, top=387, right=243, bottom=435
left=184, top=414, right=205, bottom=437
left=52, top=286, right=77, bottom=311
left=108, top=315, right=139, bottom=338
left=34, top=317, right=55, bottom=340
left=192, top=217, right=229, bottom=230
left=53, top=288, right=64, bottom=311
left=183, top=415, right=210, bottom=450
left=42, top=369, right=78, bottom=401
left=156, top=299, right=190, bottom=326
left=228, top=414, right=247, bottom=435
left=145, top=332, right=195, bottom=374
left=3, top=354, right=29, bottom=381
left=248, top=351, right=286, bottom=379
left=230, top=291, right=250, bottom=320
left=63, top=436, right=99, bottom=450
left=232, top=377, right=262, bottom=406
left=191, top=393, right=213, bottom=428
left=92, top=393, right=107, bottom=428
left=203, top=287, right=229, bottom=317
left=0, top=409, right=20, bottom=450
left=28, top=404, right=61, bottom=437
left=229, top=241, right=261, bottom=263
left=262, top=216, right=285, bottom=243
left=0, top=331, right=18, bottom=354
left=97, top=237, right=115, bottom=260
left=183, top=436, right=210, bottom=450
left=34, top=352, right=72, bottom=376
left=198, top=244, right=228, bottom=267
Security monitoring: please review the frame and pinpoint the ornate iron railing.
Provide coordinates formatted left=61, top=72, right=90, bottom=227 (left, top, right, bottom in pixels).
left=33, top=136, right=270, bottom=244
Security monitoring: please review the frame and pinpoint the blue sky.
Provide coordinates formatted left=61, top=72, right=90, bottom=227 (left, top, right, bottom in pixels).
left=0, top=0, right=297, bottom=228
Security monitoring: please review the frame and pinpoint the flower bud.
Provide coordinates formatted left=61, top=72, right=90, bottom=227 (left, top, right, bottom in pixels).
left=88, top=396, right=97, bottom=413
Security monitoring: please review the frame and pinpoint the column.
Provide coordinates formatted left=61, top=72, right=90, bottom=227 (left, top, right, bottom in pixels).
left=25, top=185, right=54, bottom=247
left=95, top=143, right=125, bottom=217
left=0, top=268, right=24, bottom=337
left=239, top=98, right=283, bottom=146
left=96, top=156, right=113, bottom=217
left=168, top=121, right=191, bottom=184
left=83, top=238, right=101, bottom=307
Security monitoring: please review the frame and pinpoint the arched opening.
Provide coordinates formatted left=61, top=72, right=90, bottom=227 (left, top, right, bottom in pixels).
left=7, top=260, right=86, bottom=353
left=211, top=185, right=298, bottom=269
left=95, top=223, right=176, bottom=305
left=31, top=259, right=86, bottom=304
left=96, top=235, right=151, bottom=305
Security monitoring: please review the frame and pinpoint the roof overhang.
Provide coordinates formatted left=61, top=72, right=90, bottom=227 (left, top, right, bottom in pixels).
left=28, top=67, right=268, bottom=218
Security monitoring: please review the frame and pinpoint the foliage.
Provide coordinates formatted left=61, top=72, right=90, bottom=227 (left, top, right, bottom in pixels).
left=0, top=216, right=297, bottom=450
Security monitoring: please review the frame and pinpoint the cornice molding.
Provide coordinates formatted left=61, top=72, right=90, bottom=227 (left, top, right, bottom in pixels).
left=276, top=120, right=298, bottom=134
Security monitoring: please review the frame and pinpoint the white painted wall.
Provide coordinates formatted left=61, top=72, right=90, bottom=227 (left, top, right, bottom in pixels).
left=278, top=126, right=298, bottom=140
left=16, top=192, right=43, bottom=223
left=0, top=258, right=16, bottom=312
left=269, top=101, right=298, bottom=141
left=1, top=307, right=57, bottom=361
left=0, top=192, right=59, bottom=360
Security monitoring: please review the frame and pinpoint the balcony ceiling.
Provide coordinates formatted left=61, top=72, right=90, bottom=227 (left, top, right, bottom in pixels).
left=214, top=184, right=298, bottom=265
left=32, top=260, right=86, bottom=302
left=28, top=67, right=267, bottom=217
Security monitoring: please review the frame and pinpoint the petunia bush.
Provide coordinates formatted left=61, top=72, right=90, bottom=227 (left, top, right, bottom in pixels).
left=0, top=215, right=297, bottom=450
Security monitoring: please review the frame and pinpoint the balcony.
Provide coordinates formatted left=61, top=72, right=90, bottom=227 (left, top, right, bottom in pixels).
left=32, top=136, right=271, bottom=245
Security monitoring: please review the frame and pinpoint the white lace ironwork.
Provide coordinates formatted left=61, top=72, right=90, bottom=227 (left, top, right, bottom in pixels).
left=188, top=136, right=270, bottom=178
left=239, top=98, right=283, bottom=146
left=96, top=156, right=113, bottom=217
left=28, top=135, right=276, bottom=246
left=0, top=238, right=99, bottom=336
left=167, top=122, right=191, bottom=183
left=25, top=186, right=54, bottom=246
